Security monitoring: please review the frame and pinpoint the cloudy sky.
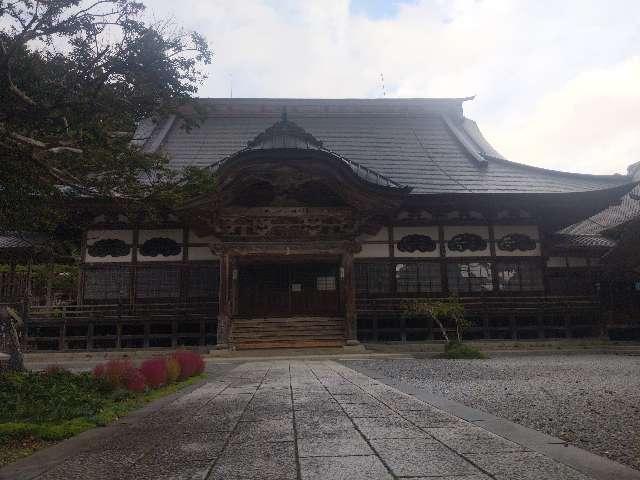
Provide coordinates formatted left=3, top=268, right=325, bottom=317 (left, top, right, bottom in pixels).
left=151, top=0, right=640, bottom=176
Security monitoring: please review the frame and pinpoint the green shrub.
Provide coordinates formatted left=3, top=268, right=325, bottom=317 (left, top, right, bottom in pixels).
left=437, top=342, right=486, bottom=359
left=0, top=371, right=108, bottom=423
left=0, top=368, right=203, bottom=467
left=0, top=418, right=94, bottom=441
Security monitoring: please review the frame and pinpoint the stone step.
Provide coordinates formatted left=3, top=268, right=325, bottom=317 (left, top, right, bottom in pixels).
left=230, top=316, right=346, bottom=349
left=232, top=324, right=344, bottom=332
left=233, top=339, right=346, bottom=349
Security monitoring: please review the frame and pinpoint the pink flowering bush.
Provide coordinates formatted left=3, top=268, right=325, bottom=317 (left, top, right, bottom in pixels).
left=140, top=358, right=168, bottom=388
left=172, top=351, right=205, bottom=380
left=124, top=368, right=146, bottom=393
left=91, top=351, right=204, bottom=393
left=93, top=359, right=137, bottom=391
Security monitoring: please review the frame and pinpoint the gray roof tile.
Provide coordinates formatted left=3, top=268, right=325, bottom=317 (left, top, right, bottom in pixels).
left=550, top=233, right=617, bottom=250
left=561, top=185, right=640, bottom=235
left=143, top=99, right=632, bottom=195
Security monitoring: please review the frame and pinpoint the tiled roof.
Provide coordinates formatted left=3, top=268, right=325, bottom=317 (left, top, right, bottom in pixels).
left=549, top=233, right=617, bottom=250
left=212, top=112, right=406, bottom=190
left=140, top=98, right=632, bottom=195
left=0, top=233, right=35, bottom=250
left=561, top=184, right=640, bottom=235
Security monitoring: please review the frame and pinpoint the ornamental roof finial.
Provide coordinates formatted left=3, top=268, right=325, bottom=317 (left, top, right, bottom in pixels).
left=281, top=107, right=288, bottom=122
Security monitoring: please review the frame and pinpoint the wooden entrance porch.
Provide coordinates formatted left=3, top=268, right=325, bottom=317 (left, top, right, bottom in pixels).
left=228, top=260, right=347, bottom=349
left=219, top=255, right=355, bottom=349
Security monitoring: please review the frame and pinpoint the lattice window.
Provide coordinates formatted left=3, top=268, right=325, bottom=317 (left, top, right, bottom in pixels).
left=447, top=262, right=493, bottom=293
left=355, top=263, right=391, bottom=294
left=395, top=263, right=442, bottom=293
left=188, top=264, right=219, bottom=298
left=316, top=276, right=336, bottom=291
left=497, top=262, right=543, bottom=292
left=84, top=267, right=130, bottom=300
left=135, top=266, right=180, bottom=299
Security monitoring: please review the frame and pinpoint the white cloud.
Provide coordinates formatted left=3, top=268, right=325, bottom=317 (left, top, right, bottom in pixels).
left=146, top=0, right=640, bottom=175
left=484, top=57, right=640, bottom=175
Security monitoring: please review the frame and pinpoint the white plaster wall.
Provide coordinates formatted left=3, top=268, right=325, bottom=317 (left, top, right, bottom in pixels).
left=547, top=257, right=567, bottom=268
left=493, top=225, right=541, bottom=257
left=393, top=226, right=440, bottom=258
left=138, top=229, right=183, bottom=243
left=567, top=257, right=588, bottom=267
left=444, top=226, right=490, bottom=257
left=85, top=229, right=133, bottom=263
left=188, top=246, right=219, bottom=261
left=355, top=243, right=390, bottom=258
left=189, top=230, right=218, bottom=244
left=355, top=227, right=390, bottom=258
left=358, top=227, right=389, bottom=242
left=137, top=229, right=183, bottom=262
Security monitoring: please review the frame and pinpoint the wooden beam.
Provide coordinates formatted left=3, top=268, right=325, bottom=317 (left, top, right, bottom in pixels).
left=342, top=251, right=358, bottom=345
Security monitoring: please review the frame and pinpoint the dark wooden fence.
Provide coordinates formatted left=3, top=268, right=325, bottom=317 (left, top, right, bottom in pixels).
left=20, top=295, right=632, bottom=351
left=0, top=272, right=30, bottom=300
left=25, top=301, right=218, bottom=351
left=356, top=295, right=605, bottom=342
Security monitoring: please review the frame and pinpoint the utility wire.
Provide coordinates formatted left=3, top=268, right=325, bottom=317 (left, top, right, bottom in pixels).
left=408, top=116, right=474, bottom=193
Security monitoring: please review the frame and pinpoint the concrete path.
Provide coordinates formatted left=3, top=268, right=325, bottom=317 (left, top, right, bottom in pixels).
left=1, top=360, right=625, bottom=480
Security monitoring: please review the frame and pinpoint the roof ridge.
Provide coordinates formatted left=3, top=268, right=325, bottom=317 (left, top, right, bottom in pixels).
left=440, top=114, right=488, bottom=168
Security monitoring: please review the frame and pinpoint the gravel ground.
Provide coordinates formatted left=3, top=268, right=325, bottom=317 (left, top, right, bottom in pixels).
left=344, top=354, right=640, bottom=471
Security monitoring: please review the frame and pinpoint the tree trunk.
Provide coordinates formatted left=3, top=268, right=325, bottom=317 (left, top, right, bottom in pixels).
left=0, top=305, right=24, bottom=371
left=433, top=316, right=450, bottom=343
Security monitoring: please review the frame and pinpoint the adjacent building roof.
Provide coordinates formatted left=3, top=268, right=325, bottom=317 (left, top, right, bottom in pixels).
left=0, top=233, right=37, bottom=251
left=137, top=98, right=633, bottom=196
left=558, top=161, right=640, bottom=253
left=561, top=185, right=640, bottom=236
left=549, top=233, right=617, bottom=251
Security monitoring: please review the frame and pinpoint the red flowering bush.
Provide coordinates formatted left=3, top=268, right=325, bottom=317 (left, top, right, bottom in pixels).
left=92, top=364, right=105, bottom=379
left=172, top=351, right=205, bottom=380
left=125, top=368, right=146, bottom=393
left=166, top=356, right=181, bottom=383
left=140, top=358, right=168, bottom=388
left=93, top=359, right=137, bottom=390
left=91, top=352, right=203, bottom=394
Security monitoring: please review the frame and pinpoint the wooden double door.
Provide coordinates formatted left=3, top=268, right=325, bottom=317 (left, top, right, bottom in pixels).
left=238, top=262, right=341, bottom=317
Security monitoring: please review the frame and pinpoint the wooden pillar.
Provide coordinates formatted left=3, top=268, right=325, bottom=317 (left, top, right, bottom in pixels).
left=87, top=323, right=94, bottom=350
left=510, top=313, right=517, bottom=340
left=199, top=318, right=206, bottom=346
left=59, top=323, right=65, bottom=351
left=482, top=310, right=490, bottom=339
left=144, top=322, right=151, bottom=348
left=45, top=261, right=54, bottom=306
left=25, top=257, right=33, bottom=303
left=171, top=319, right=178, bottom=348
left=537, top=307, right=545, bottom=339
left=8, top=259, right=17, bottom=299
left=564, top=313, right=572, bottom=339
left=116, top=324, right=122, bottom=349
left=341, top=251, right=359, bottom=345
left=216, top=253, right=232, bottom=349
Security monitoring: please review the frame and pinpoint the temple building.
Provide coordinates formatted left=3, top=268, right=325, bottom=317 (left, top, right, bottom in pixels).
left=17, top=98, right=640, bottom=350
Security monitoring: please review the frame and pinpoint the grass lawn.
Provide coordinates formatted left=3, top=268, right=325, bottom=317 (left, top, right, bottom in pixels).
left=0, top=369, right=203, bottom=467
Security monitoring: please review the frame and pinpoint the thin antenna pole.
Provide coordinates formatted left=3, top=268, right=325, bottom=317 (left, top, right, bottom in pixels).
left=380, top=73, right=386, bottom=97
left=228, top=73, right=233, bottom=98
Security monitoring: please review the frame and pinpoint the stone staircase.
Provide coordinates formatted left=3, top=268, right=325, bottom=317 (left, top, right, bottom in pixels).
left=229, top=317, right=346, bottom=349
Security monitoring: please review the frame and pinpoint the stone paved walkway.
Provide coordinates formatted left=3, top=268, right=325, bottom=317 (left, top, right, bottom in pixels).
left=5, top=361, right=600, bottom=480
